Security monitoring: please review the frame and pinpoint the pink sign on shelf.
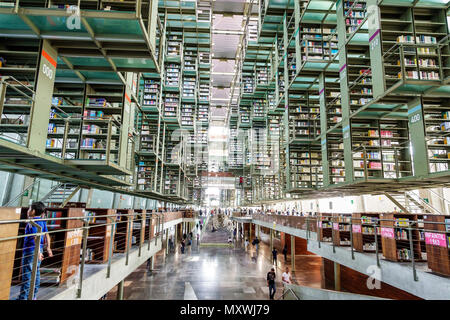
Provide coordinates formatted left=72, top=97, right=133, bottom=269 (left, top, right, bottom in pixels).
left=425, top=232, right=447, bottom=247
left=381, top=227, right=395, bottom=239
left=318, top=221, right=322, bottom=228
left=352, top=224, right=362, bottom=233
left=333, top=223, right=339, bottom=231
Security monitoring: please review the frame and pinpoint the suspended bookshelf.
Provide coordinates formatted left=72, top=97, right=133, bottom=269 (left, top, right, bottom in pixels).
left=79, top=89, right=123, bottom=163
left=165, top=63, right=181, bottom=88
left=0, top=45, right=38, bottom=146
left=299, top=23, right=338, bottom=62
left=325, top=82, right=342, bottom=129
left=346, top=43, right=373, bottom=114
left=181, top=103, right=195, bottom=128
left=164, top=167, right=180, bottom=196
left=166, top=34, right=183, bottom=59
left=379, top=6, right=449, bottom=88
left=46, top=84, right=84, bottom=160
left=256, top=65, right=269, bottom=87
left=344, top=0, right=367, bottom=35
left=327, top=130, right=345, bottom=184
left=252, top=98, right=266, bottom=119
left=242, top=75, right=254, bottom=95
left=183, top=49, right=197, bottom=73
left=182, top=76, right=196, bottom=100
left=423, top=97, right=450, bottom=173
left=163, top=92, right=179, bottom=121
left=137, top=156, right=157, bottom=192
left=289, top=146, right=323, bottom=189
left=351, top=119, right=412, bottom=179
left=141, top=77, right=160, bottom=111
left=289, top=93, right=321, bottom=141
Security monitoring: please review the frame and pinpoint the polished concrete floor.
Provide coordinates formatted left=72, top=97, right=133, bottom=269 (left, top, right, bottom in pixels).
left=106, top=236, right=323, bottom=300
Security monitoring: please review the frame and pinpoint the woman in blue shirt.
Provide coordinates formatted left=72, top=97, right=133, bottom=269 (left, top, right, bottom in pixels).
left=18, top=201, right=53, bottom=300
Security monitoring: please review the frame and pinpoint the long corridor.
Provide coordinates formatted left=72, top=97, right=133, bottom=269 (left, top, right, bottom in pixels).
left=106, top=237, right=323, bottom=300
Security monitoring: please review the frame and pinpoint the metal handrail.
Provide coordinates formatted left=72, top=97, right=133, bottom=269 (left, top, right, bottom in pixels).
left=277, top=287, right=300, bottom=300
left=428, top=189, right=450, bottom=205
left=405, top=190, right=443, bottom=215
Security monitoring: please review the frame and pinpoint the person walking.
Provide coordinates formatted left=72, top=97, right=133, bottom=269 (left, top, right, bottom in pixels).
left=244, top=238, right=249, bottom=251
left=254, top=237, right=260, bottom=252
left=272, top=248, right=278, bottom=266
left=169, top=237, right=174, bottom=253
left=267, top=268, right=276, bottom=300
left=281, top=267, right=292, bottom=296
left=18, top=201, right=53, bottom=300
left=196, top=233, right=200, bottom=243
left=282, top=267, right=292, bottom=285
left=282, top=244, right=288, bottom=263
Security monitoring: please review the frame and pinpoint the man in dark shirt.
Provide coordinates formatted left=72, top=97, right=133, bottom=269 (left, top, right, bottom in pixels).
left=18, top=201, right=53, bottom=300
left=272, top=248, right=278, bottom=266
left=282, top=244, right=288, bottom=262
left=267, top=268, right=276, bottom=300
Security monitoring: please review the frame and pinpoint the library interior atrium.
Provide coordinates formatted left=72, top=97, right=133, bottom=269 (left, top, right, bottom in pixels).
left=0, top=0, right=450, bottom=302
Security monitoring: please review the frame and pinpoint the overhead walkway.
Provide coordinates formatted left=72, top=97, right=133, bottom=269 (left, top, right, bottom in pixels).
left=231, top=214, right=450, bottom=300
left=4, top=211, right=199, bottom=300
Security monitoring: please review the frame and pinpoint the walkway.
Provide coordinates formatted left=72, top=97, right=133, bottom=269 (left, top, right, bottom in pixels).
left=106, top=236, right=323, bottom=300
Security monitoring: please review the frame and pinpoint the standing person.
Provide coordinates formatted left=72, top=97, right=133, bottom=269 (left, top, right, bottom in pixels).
left=196, top=233, right=200, bottom=243
left=181, top=239, right=185, bottom=254
left=282, top=267, right=292, bottom=285
left=244, top=238, right=249, bottom=251
left=272, top=248, right=278, bottom=266
left=282, top=244, right=288, bottom=263
left=267, top=268, right=276, bottom=300
left=187, top=237, right=192, bottom=251
left=18, top=201, right=53, bottom=300
left=189, top=231, right=193, bottom=239
left=168, top=237, right=174, bottom=253
left=200, top=224, right=203, bottom=232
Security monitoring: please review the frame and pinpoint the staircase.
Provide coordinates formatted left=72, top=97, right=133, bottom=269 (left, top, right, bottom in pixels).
left=41, top=183, right=80, bottom=207
left=384, top=191, right=443, bottom=214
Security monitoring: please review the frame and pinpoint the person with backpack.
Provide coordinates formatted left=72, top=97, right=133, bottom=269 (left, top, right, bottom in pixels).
left=267, top=268, right=276, bottom=300
left=282, top=244, right=288, bottom=262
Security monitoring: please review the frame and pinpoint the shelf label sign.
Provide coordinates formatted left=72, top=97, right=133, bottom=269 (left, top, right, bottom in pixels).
left=381, top=227, right=394, bottom=239
left=425, top=232, right=447, bottom=247
left=408, top=104, right=422, bottom=125
left=343, top=125, right=350, bottom=139
left=67, top=228, right=83, bottom=246
left=352, top=224, right=362, bottom=233
left=318, top=221, right=322, bottom=228
left=106, top=225, right=112, bottom=238
left=333, top=223, right=339, bottom=231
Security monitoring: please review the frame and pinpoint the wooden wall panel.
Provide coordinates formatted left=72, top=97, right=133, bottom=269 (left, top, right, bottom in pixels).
left=0, top=208, right=20, bottom=300
left=321, top=258, right=421, bottom=300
